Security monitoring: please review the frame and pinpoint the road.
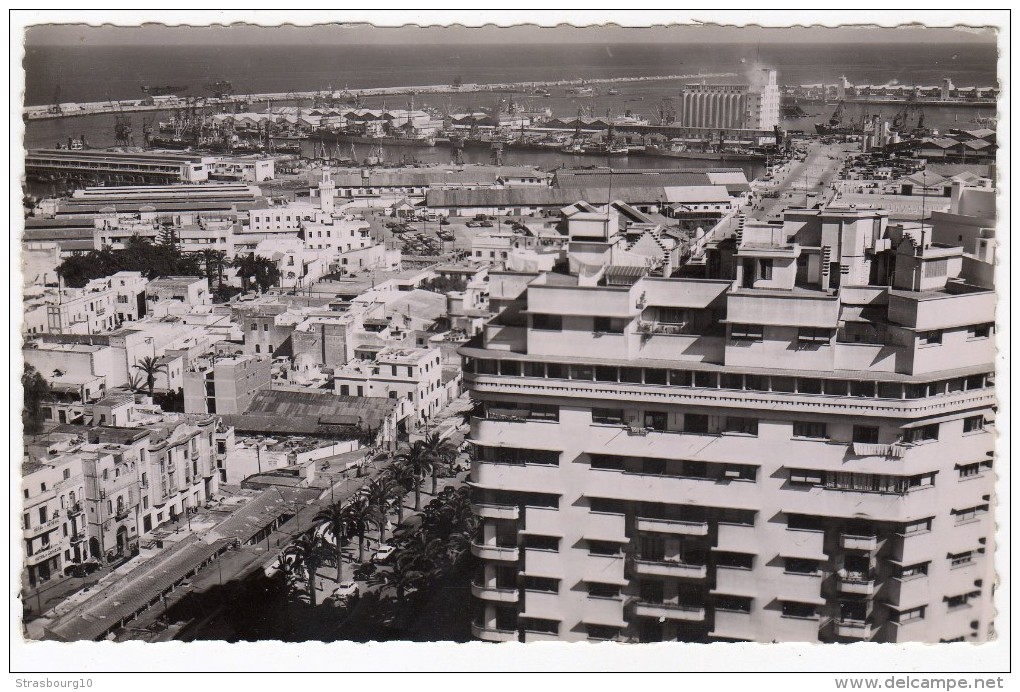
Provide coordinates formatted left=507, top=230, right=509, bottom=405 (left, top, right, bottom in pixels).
left=749, top=141, right=855, bottom=221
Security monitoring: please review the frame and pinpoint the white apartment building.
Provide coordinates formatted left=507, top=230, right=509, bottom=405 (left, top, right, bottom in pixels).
left=37, top=272, right=149, bottom=336
left=461, top=205, right=996, bottom=644
left=21, top=453, right=87, bottom=588
left=334, top=346, right=446, bottom=427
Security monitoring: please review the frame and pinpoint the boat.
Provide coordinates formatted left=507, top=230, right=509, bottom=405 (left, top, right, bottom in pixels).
left=607, top=88, right=620, bottom=96
left=583, top=142, right=629, bottom=156
left=814, top=100, right=864, bottom=136
left=560, top=142, right=586, bottom=155
left=566, top=86, right=595, bottom=97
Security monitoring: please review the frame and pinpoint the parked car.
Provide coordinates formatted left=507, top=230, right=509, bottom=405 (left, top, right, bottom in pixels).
left=372, top=544, right=396, bottom=563
left=332, top=580, right=360, bottom=600
left=466, top=221, right=482, bottom=228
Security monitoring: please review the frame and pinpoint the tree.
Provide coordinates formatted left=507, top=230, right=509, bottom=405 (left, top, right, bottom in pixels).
left=132, top=356, right=168, bottom=399
left=313, top=502, right=350, bottom=584
left=382, top=463, right=415, bottom=525
left=420, top=432, right=457, bottom=496
left=341, top=494, right=377, bottom=564
left=22, top=364, right=50, bottom=436
left=281, top=534, right=329, bottom=607
left=363, top=477, right=397, bottom=543
left=232, top=254, right=280, bottom=293
left=394, top=441, right=435, bottom=511
left=197, top=249, right=228, bottom=289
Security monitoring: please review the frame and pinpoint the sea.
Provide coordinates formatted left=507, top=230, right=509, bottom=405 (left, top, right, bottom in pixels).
left=21, top=41, right=999, bottom=179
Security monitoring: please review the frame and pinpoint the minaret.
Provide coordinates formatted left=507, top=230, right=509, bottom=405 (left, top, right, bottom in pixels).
left=319, top=167, right=335, bottom=214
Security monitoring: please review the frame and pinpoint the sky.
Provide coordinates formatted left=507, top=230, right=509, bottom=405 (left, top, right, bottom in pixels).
left=24, top=22, right=998, bottom=47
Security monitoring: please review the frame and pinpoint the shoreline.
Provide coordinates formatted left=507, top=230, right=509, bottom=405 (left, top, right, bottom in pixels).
left=23, top=72, right=740, bottom=121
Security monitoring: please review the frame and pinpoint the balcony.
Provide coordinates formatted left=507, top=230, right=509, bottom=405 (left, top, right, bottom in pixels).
left=838, top=574, right=877, bottom=596
left=470, top=541, right=519, bottom=562
left=833, top=619, right=874, bottom=640
left=24, top=513, right=62, bottom=537
left=523, top=507, right=561, bottom=536
left=632, top=558, right=708, bottom=580
left=67, top=502, right=84, bottom=518
left=471, top=581, right=520, bottom=603
left=70, top=532, right=86, bottom=545
left=26, top=542, right=62, bottom=566
left=471, top=502, right=520, bottom=521
left=636, top=517, right=709, bottom=536
left=632, top=600, right=706, bottom=622
left=715, top=524, right=757, bottom=554
left=841, top=534, right=879, bottom=551
left=471, top=622, right=518, bottom=643
left=584, top=554, right=626, bottom=585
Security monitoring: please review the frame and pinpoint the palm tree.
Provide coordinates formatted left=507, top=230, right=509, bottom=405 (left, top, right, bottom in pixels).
left=394, top=441, right=434, bottom=511
left=341, top=494, right=376, bottom=563
left=132, top=356, right=168, bottom=399
left=420, top=432, right=458, bottom=496
left=198, top=249, right=228, bottom=289
left=363, top=477, right=397, bottom=543
left=383, top=463, right=415, bottom=525
left=313, top=502, right=350, bottom=584
left=282, top=534, right=329, bottom=607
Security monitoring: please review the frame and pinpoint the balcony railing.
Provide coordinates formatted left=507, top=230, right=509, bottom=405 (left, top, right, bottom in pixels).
left=632, top=557, right=708, bottom=579
left=471, top=622, right=518, bottom=643
left=70, top=532, right=87, bottom=544
left=840, top=534, right=879, bottom=551
left=67, top=502, right=84, bottom=517
left=470, top=541, right=520, bottom=562
left=471, top=581, right=520, bottom=603
left=470, top=502, right=520, bottom=520
left=26, top=542, right=62, bottom=565
left=832, top=619, right=874, bottom=640
left=631, top=599, right=706, bottom=622
left=838, top=574, right=877, bottom=596
left=636, top=517, right=709, bottom=536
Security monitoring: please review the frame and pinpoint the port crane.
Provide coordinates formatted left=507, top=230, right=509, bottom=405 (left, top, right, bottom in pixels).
left=48, top=86, right=62, bottom=115
left=657, top=97, right=677, bottom=125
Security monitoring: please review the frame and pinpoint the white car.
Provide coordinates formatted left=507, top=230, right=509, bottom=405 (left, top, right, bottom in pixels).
left=332, top=581, right=360, bottom=600
left=372, top=545, right=396, bottom=563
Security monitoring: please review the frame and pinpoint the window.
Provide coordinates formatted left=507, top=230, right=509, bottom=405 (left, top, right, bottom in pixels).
left=920, top=330, right=943, bottom=346
left=589, top=498, right=625, bottom=514
left=963, top=415, right=985, bottom=434
left=897, top=562, right=929, bottom=579
left=968, top=323, right=992, bottom=339
left=784, top=558, right=819, bottom=575
left=758, top=259, right=773, bottom=280
left=731, top=324, right=764, bottom=342
left=593, top=316, right=626, bottom=334
left=900, top=518, right=933, bottom=535
left=723, top=417, right=758, bottom=436
left=793, top=421, right=827, bottom=439
left=590, top=454, right=625, bottom=471
left=958, top=461, right=991, bottom=478
left=782, top=601, right=818, bottom=619
left=952, top=505, right=989, bottom=523
left=587, top=583, right=621, bottom=599
left=787, top=514, right=825, bottom=532
left=587, top=540, right=623, bottom=556
left=892, top=605, right=926, bottom=623
left=23, top=513, right=30, bottom=529
left=643, top=411, right=667, bottom=431
left=685, top=414, right=709, bottom=434
left=903, top=424, right=939, bottom=443
left=949, top=551, right=974, bottom=568
left=946, top=592, right=979, bottom=611
left=715, top=595, right=752, bottom=613
left=520, top=617, right=559, bottom=635
left=592, top=408, right=626, bottom=425
left=586, top=625, right=621, bottom=641
left=798, top=327, right=832, bottom=347
left=789, top=469, right=824, bottom=485
left=263, top=324, right=269, bottom=332
left=715, top=552, right=754, bottom=570
left=531, top=314, right=562, bottom=331
left=522, top=576, right=559, bottom=593
left=853, top=426, right=880, bottom=444
left=522, top=535, right=559, bottom=552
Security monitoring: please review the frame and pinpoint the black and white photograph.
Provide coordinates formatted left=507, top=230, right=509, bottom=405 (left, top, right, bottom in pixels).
left=11, top=9, right=1010, bottom=681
